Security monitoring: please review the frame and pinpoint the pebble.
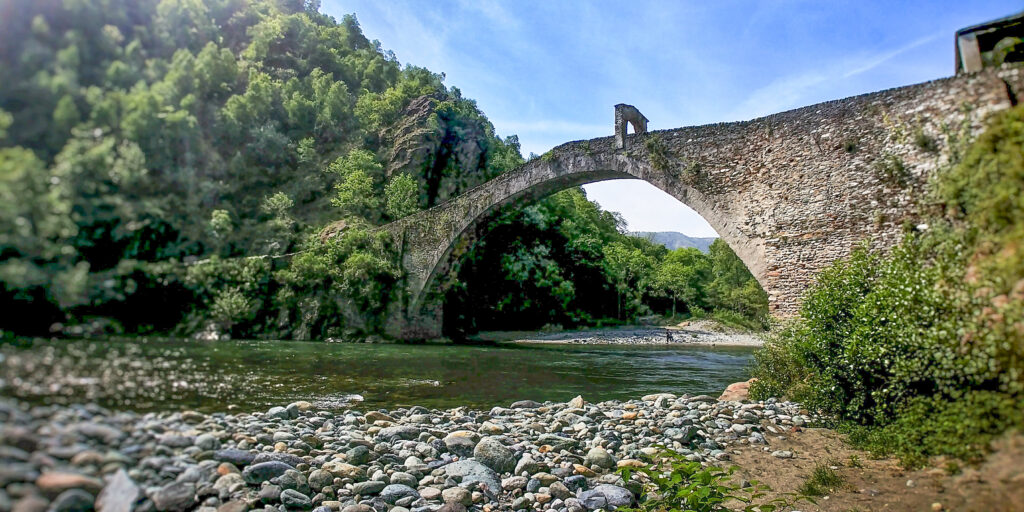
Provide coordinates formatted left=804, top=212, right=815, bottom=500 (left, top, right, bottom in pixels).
left=440, top=488, right=471, bottom=506
left=95, top=469, right=139, bottom=512
left=151, top=482, right=196, bottom=512
left=0, top=393, right=816, bottom=512
left=48, top=489, right=94, bottom=512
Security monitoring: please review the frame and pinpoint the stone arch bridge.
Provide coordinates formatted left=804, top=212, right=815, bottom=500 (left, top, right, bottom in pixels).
left=367, top=66, right=1022, bottom=339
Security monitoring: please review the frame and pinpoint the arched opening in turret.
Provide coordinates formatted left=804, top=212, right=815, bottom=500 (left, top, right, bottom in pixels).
left=438, top=178, right=769, bottom=338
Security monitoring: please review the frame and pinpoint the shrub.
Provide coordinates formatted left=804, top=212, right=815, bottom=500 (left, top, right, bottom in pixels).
left=274, top=226, right=400, bottom=339
left=644, top=134, right=671, bottom=172
left=209, top=287, right=253, bottom=330
left=751, top=104, right=1024, bottom=466
left=872, top=152, right=909, bottom=186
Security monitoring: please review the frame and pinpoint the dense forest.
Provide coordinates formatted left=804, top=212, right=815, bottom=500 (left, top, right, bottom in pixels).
left=0, top=0, right=766, bottom=340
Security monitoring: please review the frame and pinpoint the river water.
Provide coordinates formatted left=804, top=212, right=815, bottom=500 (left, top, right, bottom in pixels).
left=0, top=338, right=753, bottom=413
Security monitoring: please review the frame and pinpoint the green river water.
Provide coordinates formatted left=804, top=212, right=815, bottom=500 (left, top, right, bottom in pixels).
left=0, top=338, right=754, bottom=413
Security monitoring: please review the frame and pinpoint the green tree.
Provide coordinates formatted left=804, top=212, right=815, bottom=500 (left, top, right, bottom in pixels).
left=603, top=241, right=657, bottom=320
left=384, top=173, right=419, bottom=219
left=655, top=247, right=711, bottom=316
left=329, top=149, right=381, bottom=220
left=706, top=239, right=768, bottom=318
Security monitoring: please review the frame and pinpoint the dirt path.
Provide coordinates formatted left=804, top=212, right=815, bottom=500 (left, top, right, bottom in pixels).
left=727, top=428, right=1024, bottom=511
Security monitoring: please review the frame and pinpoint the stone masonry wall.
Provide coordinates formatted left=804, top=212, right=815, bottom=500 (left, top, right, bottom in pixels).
left=375, top=65, right=1024, bottom=339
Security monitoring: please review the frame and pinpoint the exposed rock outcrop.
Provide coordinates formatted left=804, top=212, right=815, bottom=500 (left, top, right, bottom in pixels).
left=380, top=94, right=493, bottom=207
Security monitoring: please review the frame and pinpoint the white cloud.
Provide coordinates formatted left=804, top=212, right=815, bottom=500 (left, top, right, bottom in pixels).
left=728, top=31, right=945, bottom=121
left=842, top=32, right=943, bottom=78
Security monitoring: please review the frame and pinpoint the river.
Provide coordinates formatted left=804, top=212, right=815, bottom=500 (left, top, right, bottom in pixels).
left=0, top=337, right=754, bottom=413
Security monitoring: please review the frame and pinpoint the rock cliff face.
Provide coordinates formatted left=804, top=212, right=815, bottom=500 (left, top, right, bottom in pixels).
left=381, top=94, right=494, bottom=208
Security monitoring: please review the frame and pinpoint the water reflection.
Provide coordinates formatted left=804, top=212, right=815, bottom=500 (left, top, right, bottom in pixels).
left=0, top=338, right=754, bottom=412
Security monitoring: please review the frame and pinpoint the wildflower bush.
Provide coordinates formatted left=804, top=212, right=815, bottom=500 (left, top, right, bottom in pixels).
left=750, top=104, right=1024, bottom=466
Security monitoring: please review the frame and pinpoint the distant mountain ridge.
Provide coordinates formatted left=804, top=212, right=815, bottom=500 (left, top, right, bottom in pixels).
left=631, top=231, right=717, bottom=252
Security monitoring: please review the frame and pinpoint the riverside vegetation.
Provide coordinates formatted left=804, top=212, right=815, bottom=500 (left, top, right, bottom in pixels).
left=751, top=103, right=1024, bottom=467
left=0, top=0, right=767, bottom=342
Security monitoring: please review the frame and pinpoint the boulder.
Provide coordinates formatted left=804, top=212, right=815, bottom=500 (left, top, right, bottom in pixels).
left=36, top=473, right=104, bottom=497
left=718, top=379, right=757, bottom=402
left=443, top=461, right=501, bottom=496
left=48, top=490, right=94, bottom=512
left=378, top=485, right=419, bottom=505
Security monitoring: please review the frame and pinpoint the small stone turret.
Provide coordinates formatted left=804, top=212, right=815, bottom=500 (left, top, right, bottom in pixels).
left=614, top=103, right=648, bottom=149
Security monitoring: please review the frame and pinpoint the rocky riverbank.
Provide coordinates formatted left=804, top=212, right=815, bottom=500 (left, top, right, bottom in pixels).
left=480, top=322, right=763, bottom=347
left=0, top=393, right=814, bottom=512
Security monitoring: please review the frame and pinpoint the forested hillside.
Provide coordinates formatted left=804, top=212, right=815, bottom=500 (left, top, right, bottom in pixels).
left=0, top=0, right=766, bottom=340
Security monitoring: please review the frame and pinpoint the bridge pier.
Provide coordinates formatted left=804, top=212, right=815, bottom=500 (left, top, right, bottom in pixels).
left=384, top=293, right=444, bottom=340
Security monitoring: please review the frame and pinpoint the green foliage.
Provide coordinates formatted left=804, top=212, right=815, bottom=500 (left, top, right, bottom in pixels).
left=182, top=256, right=272, bottom=337
left=913, top=124, right=939, bottom=153
left=209, top=287, right=253, bottom=330
left=604, top=240, right=659, bottom=319
left=843, top=391, right=1024, bottom=467
left=798, top=461, right=844, bottom=497
left=618, top=450, right=806, bottom=512
left=0, top=0, right=520, bottom=337
left=654, top=247, right=710, bottom=316
left=872, top=152, right=908, bottom=186
left=644, top=134, right=671, bottom=171
left=384, top=173, right=419, bottom=219
left=209, top=210, right=233, bottom=240
left=751, top=104, right=1024, bottom=466
left=275, top=227, right=399, bottom=338
left=939, top=103, right=1024, bottom=287
left=329, top=149, right=382, bottom=220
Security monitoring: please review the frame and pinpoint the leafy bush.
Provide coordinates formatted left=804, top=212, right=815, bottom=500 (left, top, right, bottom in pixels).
left=209, top=287, right=253, bottom=330
left=182, top=256, right=273, bottom=337
left=751, top=104, right=1024, bottom=465
left=274, top=226, right=399, bottom=339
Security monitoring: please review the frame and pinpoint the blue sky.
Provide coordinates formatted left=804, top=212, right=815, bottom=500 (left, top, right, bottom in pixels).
left=322, top=0, right=1021, bottom=236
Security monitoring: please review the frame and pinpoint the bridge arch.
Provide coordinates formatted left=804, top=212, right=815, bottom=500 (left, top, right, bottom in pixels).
left=385, top=136, right=768, bottom=338
left=373, top=67, right=1021, bottom=339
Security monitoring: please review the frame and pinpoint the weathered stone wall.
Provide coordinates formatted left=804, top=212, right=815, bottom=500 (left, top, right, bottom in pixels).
left=375, top=65, right=1023, bottom=339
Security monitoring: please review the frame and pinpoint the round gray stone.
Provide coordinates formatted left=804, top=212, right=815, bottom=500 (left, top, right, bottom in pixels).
left=279, top=490, right=311, bottom=510
left=472, top=438, right=514, bottom=474
left=378, top=485, right=419, bottom=505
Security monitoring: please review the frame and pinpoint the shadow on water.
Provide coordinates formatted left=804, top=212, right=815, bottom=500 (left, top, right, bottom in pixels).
left=0, top=338, right=754, bottom=413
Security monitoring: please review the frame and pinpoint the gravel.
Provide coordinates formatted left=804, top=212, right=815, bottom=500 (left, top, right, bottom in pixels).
left=0, top=391, right=816, bottom=512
